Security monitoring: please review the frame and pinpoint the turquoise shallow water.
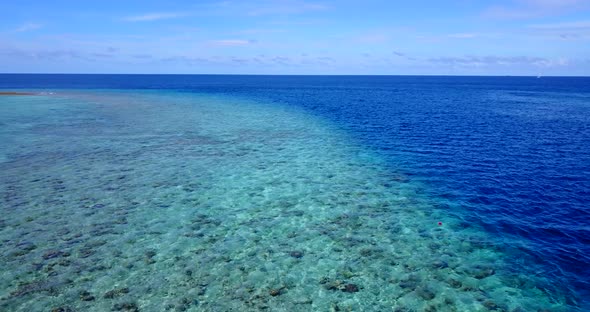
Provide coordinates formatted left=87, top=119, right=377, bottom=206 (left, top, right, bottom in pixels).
left=0, top=90, right=574, bottom=311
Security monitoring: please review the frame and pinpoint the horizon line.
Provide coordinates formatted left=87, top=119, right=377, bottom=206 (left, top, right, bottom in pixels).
left=1, top=73, right=589, bottom=78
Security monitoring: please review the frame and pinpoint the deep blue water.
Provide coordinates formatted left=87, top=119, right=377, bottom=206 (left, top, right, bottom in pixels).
left=2, top=74, right=589, bottom=310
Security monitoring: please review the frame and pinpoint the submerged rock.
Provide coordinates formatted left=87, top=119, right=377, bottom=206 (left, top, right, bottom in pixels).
left=399, top=280, right=418, bottom=289
left=269, top=287, right=286, bottom=296
left=482, top=300, right=499, bottom=310
left=342, top=283, right=359, bottom=293
left=324, top=279, right=344, bottom=291
left=467, top=265, right=496, bottom=279
left=432, top=260, right=448, bottom=269
left=174, top=297, right=193, bottom=311
left=359, top=247, right=384, bottom=257
left=10, top=280, right=51, bottom=298
left=113, top=302, right=139, bottom=312
left=104, top=287, right=130, bottom=299
left=78, top=247, right=95, bottom=258
left=416, top=285, right=436, bottom=300
left=16, top=241, right=37, bottom=251
left=11, top=241, right=37, bottom=257
left=79, top=290, right=95, bottom=301
left=144, top=250, right=157, bottom=264
left=289, top=251, right=304, bottom=258
left=323, top=279, right=360, bottom=293
left=43, top=250, right=67, bottom=260
left=84, top=239, right=108, bottom=248
left=447, top=278, right=462, bottom=289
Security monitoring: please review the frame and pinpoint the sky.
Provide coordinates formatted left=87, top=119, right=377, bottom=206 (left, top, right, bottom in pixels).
left=1, top=0, right=589, bottom=75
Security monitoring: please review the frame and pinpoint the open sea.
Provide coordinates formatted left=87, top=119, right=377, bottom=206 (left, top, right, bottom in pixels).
left=0, top=74, right=588, bottom=312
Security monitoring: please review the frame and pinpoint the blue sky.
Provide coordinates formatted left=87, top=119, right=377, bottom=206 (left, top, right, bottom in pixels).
left=1, top=0, right=589, bottom=75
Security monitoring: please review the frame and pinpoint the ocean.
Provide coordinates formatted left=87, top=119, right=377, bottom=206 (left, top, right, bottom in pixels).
left=0, top=74, right=588, bottom=311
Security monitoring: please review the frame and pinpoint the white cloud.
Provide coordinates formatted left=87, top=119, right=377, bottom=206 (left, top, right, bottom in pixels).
left=520, top=0, right=585, bottom=8
left=235, top=28, right=286, bottom=35
left=527, top=20, right=590, bottom=41
left=529, top=20, right=590, bottom=30
left=429, top=55, right=570, bottom=68
left=122, top=13, right=184, bottom=22
left=354, top=33, right=390, bottom=44
left=15, top=23, right=43, bottom=32
left=132, top=54, right=152, bottom=59
left=246, top=1, right=329, bottom=16
left=210, top=39, right=255, bottom=46
left=447, top=33, right=477, bottom=38
left=483, top=0, right=590, bottom=19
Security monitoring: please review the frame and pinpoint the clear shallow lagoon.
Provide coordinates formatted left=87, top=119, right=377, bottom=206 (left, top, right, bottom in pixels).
left=0, top=75, right=588, bottom=311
